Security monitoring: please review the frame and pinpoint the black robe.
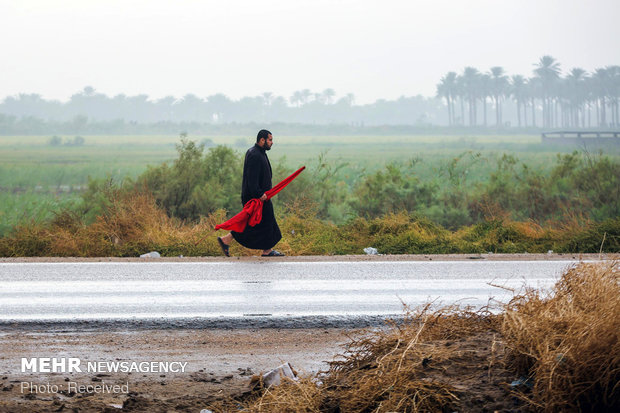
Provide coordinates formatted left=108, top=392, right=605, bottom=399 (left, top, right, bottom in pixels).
left=231, top=144, right=282, bottom=250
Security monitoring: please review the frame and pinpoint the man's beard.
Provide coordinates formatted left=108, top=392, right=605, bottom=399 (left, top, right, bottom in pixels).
left=265, top=144, right=272, bottom=151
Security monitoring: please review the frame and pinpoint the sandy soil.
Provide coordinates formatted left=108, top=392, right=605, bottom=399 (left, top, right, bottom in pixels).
left=0, top=328, right=359, bottom=412
left=0, top=252, right=616, bottom=263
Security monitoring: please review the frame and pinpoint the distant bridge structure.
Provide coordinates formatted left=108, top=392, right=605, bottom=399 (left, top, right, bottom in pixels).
left=541, top=131, right=620, bottom=145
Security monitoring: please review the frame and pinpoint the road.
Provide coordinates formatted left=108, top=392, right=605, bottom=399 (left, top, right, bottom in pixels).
left=0, top=260, right=582, bottom=328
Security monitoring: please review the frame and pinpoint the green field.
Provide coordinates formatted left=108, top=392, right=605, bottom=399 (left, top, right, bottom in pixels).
left=0, top=133, right=589, bottom=186
left=1, top=133, right=618, bottom=235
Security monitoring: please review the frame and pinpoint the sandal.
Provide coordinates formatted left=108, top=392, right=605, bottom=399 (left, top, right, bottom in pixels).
left=261, top=250, right=285, bottom=257
left=217, top=237, right=230, bottom=257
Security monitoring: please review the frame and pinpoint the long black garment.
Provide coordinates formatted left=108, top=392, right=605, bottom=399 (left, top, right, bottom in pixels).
left=231, top=144, right=282, bottom=250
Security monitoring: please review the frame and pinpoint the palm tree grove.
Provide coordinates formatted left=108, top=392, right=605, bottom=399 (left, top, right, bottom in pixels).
left=436, top=55, right=620, bottom=128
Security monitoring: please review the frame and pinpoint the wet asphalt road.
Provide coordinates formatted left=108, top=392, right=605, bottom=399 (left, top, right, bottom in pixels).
left=0, top=260, right=581, bottom=328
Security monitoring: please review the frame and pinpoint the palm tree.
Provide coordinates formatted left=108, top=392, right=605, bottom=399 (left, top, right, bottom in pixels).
left=206, top=93, right=230, bottom=122
left=606, top=65, right=620, bottom=127
left=584, top=76, right=596, bottom=128
left=345, top=93, right=355, bottom=106
left=510, top=75, right=527, bottom=128
left=436, top=72, right=457, bottom=125
left=557, top=76, right=570, bottom=128
left=300, top=89, right=312, bottom=105
left=322, top=88, right=336, bottom=105
left=462, top=67, right=480, bottom=126
left=82, top=86, right=96, bottom=96
left=479, top=73, right=491, bottom=127
left=591, top=68, right=609, bottom=127
left=533, top=55, right=561, bottom=128
left=489, top=67, right=509, bottom=126
left=68, top=87, right=108, bottom=121
left=527, top=77, right=542, bottom=128
left=455, top=74, right=466, bottom=125
left=565, top=68, right=587, bottom=128
left=261, top=92, right=273, bottom=106
left=290, top=90, right=303, bottom=107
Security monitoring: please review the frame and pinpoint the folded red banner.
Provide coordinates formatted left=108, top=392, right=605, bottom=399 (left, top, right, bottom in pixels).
left=214, top=166, right=306, bottom=232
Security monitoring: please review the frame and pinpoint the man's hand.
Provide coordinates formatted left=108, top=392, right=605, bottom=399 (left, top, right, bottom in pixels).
left=260, top=193, right=267, bottom=201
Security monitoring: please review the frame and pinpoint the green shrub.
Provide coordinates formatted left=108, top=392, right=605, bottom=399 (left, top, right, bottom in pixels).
left=139, top=140, right=242, bottom=221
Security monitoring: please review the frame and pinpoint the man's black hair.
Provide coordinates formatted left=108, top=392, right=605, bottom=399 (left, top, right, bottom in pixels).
left=256, top=129, right=272, bottom=143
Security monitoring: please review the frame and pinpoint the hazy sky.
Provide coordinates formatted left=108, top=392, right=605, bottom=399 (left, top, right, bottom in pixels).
left=1, top=0, right=619, bottom=104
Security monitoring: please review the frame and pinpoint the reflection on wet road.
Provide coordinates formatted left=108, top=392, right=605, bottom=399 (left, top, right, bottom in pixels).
left=0, top=261, right=580, bottom=323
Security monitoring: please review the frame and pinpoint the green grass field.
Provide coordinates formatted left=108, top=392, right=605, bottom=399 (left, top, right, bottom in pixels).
left=0, top=133, right=592, bottom=186
left=1, top=133, right=618, bottom=235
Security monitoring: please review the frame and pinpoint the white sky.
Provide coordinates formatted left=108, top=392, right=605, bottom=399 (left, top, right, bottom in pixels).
left=1, top=0, right=619, bottom=104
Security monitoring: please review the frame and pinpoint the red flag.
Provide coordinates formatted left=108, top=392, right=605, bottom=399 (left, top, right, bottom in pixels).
left=215, top=166, right=305, bottom=232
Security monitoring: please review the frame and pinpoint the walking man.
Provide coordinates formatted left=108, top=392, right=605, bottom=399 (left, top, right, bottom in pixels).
left=217, top=129, right=284, bottom=257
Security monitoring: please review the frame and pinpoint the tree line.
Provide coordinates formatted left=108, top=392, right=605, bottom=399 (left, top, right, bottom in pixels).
left=0, top=87, right=441, bottom=127
left=1, top=55, right=618, bottom=130
left=437, top=56, right=620, bottom=128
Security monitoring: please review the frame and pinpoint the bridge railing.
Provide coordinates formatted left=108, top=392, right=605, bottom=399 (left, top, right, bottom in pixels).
left=541, top=131, right=620, bottom=144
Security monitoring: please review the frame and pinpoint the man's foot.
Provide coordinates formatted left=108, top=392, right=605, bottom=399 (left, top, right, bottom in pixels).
left=261, top=250, right=285, bottom=257
left=217, top=237, right=230, bottom=257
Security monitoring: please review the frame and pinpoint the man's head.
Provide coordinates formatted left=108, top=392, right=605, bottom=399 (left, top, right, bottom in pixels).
left=256, top=129, right=273, bottom=151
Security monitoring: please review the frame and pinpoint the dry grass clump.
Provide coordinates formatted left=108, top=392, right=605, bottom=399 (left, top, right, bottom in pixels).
left=511, top=220, right=546, bottom=240
left=456, top=217, right=558, bottom=254
left=324, top=305, right=496, bottom=413
left=276, top=198, right=341, bottom=256
left=502, top=261, right=620, bottom=412
left=364, top=213, right=457, bottom=255
left=241, top=305, right=496, bottom=413
left=243, top=377, right=324, bottom=413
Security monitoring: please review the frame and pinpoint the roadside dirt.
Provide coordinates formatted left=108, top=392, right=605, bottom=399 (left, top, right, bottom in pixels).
left=0, top=327, right=526, bottom=412
left=0, top=328, right=357, bottom=412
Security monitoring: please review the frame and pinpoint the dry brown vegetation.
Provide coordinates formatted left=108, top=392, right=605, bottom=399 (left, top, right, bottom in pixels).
left=502, top=261, right=620, bottom=412
left=0, top=191, right=225, bottom=257
left=239, top=305, right=502, bottom=413
left=0, top=189, right=618, bottom=257
left=320, top=307, right=499, bottom=413
left=203, top=262, right=619, bottom=413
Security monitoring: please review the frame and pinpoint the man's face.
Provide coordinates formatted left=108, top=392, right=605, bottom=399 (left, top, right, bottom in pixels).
left=263, top=134, right=273, bottom=151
